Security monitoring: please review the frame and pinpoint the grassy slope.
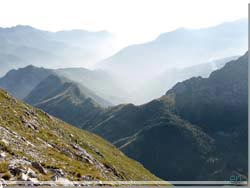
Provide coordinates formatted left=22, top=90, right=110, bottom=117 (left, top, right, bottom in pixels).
left=0, top=89, right=159, bottom=181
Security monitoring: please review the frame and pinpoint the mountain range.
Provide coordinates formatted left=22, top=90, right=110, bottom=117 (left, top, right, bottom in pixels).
left=0, top=20, right=248, bottom=182
left=0, top=65, right=130, bottom=105
left=97, top=19, right=247, bottom=102
left=100, top=19, right=247, bottom=73
left=0, top=65, right=118, bottom=128
left=2, top=52, right=246, bottom=180
left=0, top=20, right=247, bottom=104
left=130, top=55, right=239, bottom=104
left=0, top=25, right=116, bottom=77
left=87, top=52, right=248, bottom=180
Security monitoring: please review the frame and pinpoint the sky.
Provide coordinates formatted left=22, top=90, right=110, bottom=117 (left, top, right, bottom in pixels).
left=0, top=0, right=248, bottom=46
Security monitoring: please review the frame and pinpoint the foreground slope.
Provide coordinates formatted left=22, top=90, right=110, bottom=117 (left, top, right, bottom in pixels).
left=0, top=89, right=159, bottom=181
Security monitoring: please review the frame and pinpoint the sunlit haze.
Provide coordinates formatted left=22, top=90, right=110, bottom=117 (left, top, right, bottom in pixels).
left=0, top=0, right=248, bottom=47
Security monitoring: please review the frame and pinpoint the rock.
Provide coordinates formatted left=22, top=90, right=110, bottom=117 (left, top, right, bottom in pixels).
left=24, top=111, right=31, bottom=117
left=51, top=168, right=64, bottom=177
left=0, top=178, right=5, bottom=187
left=56, top=169, right=64, bottom=177
left=51, top=168, right=65, bottom=181
left=50, top=143, right=73, bottom=158
left=9, top=166, right=25, bottom=176
left=52, top=176, right=58, bottom=181
left=20, top=115, right=27, bottom=123
left=0, top=152, right=6, bottom=159
left=71, top=144, right=94, bottom=163
left=27, top=177, right=39, bottom=184
left=61, top=149, right=73, bottom=158
left=103, top=163, right=123, bottom=179
left=81, top=175, right=95, bottom=181
left=44, top=112, right=53, bottom=120
left=31, top=162, right=47, bottom=174
left=9, top=158, right=31, bottom=176
left=27, top=168, right=37, bottom=178
left=71, top=144, right=108, bottom=172
left=26, top=122, right=38, bottom=131
left=94, top=149, right=104, bottom=158
left=20, top=116, right=39, bottom=131
left=20, top=173, right=28, bottom=181
left=1, top=139, right=8, bottom=145
left=55, top=177, right=73, bottom=185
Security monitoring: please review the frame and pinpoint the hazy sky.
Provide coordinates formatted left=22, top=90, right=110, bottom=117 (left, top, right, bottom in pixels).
left=0, top=0, right=248, bottom=45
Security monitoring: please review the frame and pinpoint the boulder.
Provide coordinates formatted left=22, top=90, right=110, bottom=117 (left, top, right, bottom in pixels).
left=9, top=166, right=25, bottom=176
left=0, top=152, right=6, bottom=159
left=31, top=162, right=47, bottom=174
left=27, top=177, right=39, bottom=184
left=20, top=173, right=28, bottom=181
left=55, top=177, right=73, bottom=186
left=26, top=168, right=37, bottom=178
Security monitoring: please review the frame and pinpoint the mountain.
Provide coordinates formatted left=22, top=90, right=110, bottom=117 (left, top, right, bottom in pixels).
left=81, top=53, right=248, bottom=180
left=24, top=74, right=110, bottom=127
left=98, top=19, right=247, bottom=96
left=0, top=25, right=116, bottom=76
left=0, top=88, right=160, bottom=182
left=0, top=53, right=27, bottom=77
left=83, top=99, right=220, bottom=180
left=0, top=65, right=52, bottom=99
left=56, top=68, right=131, bottom=104
left=0, top=65, right=114, bottom=107
left=3, top=53, right=247, bottom=180
left=166, top=52, right=248, bottom=133
left=163, top=52, right=248, bottom=179
left=52, top=29, right=114, bottom=52
left=131, top=56, right=239, bottom=104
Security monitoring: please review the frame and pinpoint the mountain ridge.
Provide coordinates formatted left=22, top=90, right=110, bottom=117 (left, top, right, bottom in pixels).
left=81, top=53, right=248, bottom=180
left=0, top=65, right=52, bottom=99
left=97, top=19, right=247, bottom=99
left=24, top=74, right=108, bottom=127
left=0, top=25, right=116, bottom=76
